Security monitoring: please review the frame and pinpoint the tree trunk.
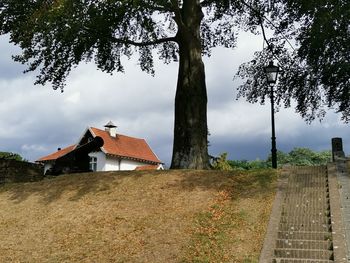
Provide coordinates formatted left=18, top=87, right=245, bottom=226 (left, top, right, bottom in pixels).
left=170, top=0, right=210, bottom=169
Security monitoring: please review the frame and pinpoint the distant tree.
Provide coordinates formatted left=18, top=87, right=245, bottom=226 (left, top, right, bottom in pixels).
left=228, top=160, right=250, bottom=170
left=226, top=148, right=331, bottom=170
left=267, top=148, right=332, bottom=166
left=312, top=150, right=333, bottom=165
left=286, top=148, right=315, bottom=166
left=0, top=151, right=25, bottom=161
left=237, top=0, right=350, bottom=122
left=275, top=150, right=290, bottom=165
left=228, top=159, right=269, bottom=170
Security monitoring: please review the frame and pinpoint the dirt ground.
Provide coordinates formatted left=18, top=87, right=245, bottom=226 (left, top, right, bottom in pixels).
left=0, top=169, right=277, bottom=262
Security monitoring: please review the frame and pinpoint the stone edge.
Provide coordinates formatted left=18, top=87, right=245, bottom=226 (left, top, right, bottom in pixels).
left=259, top=167, right=289, bottom=263
left=327, top=162, right=348, bottom=262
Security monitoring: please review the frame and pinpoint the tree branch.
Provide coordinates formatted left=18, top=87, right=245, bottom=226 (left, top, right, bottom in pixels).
left=200, top=0, right=216, bottom=7
left=170, top=0, right=185, bottom=29
left=238, top=0, right=296, bottom=51
left=258, top=16, right=284, bottom=66
left=112, top=36, right=178, bottom=47
left=259, top=17, right=273, bottom=51
left=142, top=2, right=173, bottom=12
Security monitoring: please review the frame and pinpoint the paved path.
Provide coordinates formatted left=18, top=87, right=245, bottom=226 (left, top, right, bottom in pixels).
left=260, top=165, right=348, bottom=262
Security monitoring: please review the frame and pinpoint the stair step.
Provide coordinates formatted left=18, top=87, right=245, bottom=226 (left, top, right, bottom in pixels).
left=280, top=211, right=330, bottom=217
left=282, top=201, right=330, bottom=206
left=279, top=223, right=331, bottom=232
left=283, top=198, right=329, bottom=203
left=283, top=196, right=329, bottom=201
left=276, top=239, right=332, bottom=250
left=278, top=231, right=332, bottom=241
left=284, top=189, right=329, bottom=193
left=283, top=197, right=329, bottom=201
left=281, top=210, right=330, bottom=218
left=282, top=204, right=330, bottom=208
left=284, top=188, right=329, bottom=192
left=285, top=185, right=329, bottom=189
left=273, top=258, right=334, bottom=263
left=280, top=216, right=330, bottom=225
left=274, top=249, right=333, bottom=260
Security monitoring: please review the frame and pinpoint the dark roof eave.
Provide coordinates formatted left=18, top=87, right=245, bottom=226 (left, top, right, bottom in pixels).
left=36, top=159, right=56, bottom=164
left=105, top=153, right=161, bottom=164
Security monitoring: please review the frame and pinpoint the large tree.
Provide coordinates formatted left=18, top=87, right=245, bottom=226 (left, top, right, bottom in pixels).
left=0, top=1, right=348, bottom=169
left=0, top=0, right=246, bottom=169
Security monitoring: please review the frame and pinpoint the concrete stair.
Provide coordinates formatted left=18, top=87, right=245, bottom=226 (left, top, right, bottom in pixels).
left=272, top=166, right=334, bottom=262
left=260, top=166, right=336, bottom=262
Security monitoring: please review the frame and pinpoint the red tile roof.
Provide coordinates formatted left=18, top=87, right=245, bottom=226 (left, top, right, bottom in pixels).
left=37, top=127, right=161, bottom=164
left=134, top=165, right=160, bottom=171
left=37, top=145, right=76, bottom=162
left=90, top=127, right=161, bottom=164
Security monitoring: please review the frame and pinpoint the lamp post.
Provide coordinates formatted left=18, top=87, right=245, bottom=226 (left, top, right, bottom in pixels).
left=264, top=61, right=279, bottom=169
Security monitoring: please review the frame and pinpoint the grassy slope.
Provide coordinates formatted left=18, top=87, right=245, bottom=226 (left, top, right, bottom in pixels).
left=0, top=169, right=277, bottom=263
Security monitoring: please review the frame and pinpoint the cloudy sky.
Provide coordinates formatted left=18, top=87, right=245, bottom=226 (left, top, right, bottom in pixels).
left=0, top=31, right=349, bottom=166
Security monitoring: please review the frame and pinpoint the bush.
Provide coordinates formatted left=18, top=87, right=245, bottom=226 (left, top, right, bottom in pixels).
left=212, top=153, right=233, bottom=171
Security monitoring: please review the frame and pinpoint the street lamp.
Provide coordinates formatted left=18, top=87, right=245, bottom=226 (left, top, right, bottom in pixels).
left=264, top=61, right=279, bottom=169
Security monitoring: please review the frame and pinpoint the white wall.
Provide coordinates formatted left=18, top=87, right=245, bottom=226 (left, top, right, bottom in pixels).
left=105, top=156, right=120, bottom=171
left=120, top=159, right=148, bottom=170
left=88, top=152, right=159, bottom=171
left=43, top=163, right=53, bottom=174
left=88, top=152, right=106, bottom=171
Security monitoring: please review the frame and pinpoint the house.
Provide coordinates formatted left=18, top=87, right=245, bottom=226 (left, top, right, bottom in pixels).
left=37, top=122, right=163, bottom=174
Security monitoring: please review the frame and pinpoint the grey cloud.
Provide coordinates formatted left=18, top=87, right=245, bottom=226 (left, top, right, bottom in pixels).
left=0, top=36, right=28, bottom=80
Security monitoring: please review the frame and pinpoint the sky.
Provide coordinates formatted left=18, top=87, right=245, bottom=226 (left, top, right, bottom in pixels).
left=0, top=31, right=349, bottom=167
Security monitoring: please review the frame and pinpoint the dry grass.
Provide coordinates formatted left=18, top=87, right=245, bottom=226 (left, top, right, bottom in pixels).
left=0, top=169, right=277, bottom=262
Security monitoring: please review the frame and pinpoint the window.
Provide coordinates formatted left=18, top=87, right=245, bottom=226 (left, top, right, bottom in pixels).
left=89, top=157, right=97, bottom=172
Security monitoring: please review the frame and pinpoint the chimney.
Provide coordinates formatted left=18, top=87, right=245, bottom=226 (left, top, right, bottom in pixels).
left=104, top=121, right=117, bottom=138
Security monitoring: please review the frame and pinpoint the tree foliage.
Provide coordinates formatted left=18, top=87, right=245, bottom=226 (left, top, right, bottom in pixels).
left=237, top=0, right=350, bottom=122
left=0, top=151, right=25, bottom=161
left=0, top=0, right=245, bottom=90
left=268, top=148, right=332, bottom=166
left=224, top=148, right=332, bottom=170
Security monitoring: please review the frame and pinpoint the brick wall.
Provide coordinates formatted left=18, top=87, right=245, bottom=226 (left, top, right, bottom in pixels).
left=0, top=159, right=44, bottom=184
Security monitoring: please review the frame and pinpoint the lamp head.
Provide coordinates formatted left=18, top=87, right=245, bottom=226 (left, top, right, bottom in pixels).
left=264, top=61, right=279, bottom=84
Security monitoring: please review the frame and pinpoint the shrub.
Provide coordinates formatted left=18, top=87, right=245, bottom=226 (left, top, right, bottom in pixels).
left=212, top=153, right=233, bottom=171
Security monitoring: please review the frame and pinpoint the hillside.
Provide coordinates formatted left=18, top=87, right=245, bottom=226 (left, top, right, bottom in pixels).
left=0, top=169, right=277, bottom=262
